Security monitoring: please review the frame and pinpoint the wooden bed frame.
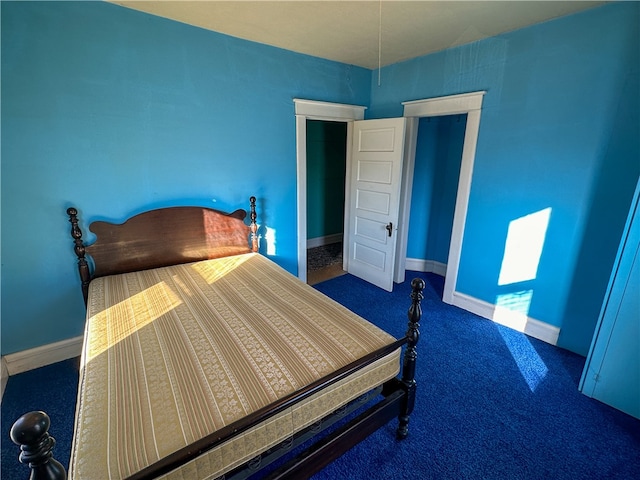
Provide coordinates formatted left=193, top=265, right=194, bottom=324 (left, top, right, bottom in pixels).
left=10, top=197, right=424, bottom=480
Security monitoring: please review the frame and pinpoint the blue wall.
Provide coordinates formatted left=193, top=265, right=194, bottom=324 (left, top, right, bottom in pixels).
left=2, top=2, right=638, bottom=357
left=371, top=2, right=640, bottom=355
left=0, top=1, right=370, bottom=354
left=406, top=115, right=466, bottom=263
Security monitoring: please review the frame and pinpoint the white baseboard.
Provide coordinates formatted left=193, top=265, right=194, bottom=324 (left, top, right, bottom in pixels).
left=402, top=257, right=559, bottom=346
left=3, top=336, right=84, bottom=376
left=307, top=234, right=343, bottom=249
left=406, top=258, right=447, bottom=277
left=449, top=291, right=560, bottom=345
left=1, top=357, right=9, bottom=402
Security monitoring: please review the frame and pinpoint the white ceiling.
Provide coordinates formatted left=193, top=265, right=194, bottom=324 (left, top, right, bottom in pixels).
left=111, top=1, right=607, bottom=69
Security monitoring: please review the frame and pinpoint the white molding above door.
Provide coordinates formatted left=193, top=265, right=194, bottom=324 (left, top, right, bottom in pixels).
left=403, top=91, right=485, bottom=117
left=294, top=99, right=366, bottom=121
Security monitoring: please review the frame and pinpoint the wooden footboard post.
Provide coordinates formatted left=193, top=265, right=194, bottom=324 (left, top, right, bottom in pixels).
left=67, top=207, right=91, bottom=306
left=10, top=411, right=67, bottom=480
left=397, top=277, right=424, bottom=439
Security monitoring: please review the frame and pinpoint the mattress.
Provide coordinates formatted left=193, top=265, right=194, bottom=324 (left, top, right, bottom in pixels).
left=70, top=253, right=400, bottom=479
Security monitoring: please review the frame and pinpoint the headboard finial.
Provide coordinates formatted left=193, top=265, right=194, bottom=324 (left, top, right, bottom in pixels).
left=249, top=196, right=258, bottom=252
left=67, top=207, right=90, bottom=305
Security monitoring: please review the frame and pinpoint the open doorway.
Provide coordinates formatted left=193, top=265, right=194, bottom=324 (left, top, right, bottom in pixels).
left=306, top=119, right=348, bottom=285
left=405, top=114, right=467, bottom=277
left=401, top=92, right=486, bottom=303
left=294, top=99, right=366, bottom=284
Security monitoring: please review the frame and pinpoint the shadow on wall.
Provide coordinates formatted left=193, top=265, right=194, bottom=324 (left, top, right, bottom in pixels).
left=558, top=72, right=640, bottom=356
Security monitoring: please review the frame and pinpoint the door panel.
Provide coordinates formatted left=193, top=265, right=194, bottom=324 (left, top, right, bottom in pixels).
left=358, top=161, right=394, bottom=183
left=347, top=118, right=406, bottom=291
left=359, top=127, right=397, bottom=151
left=353, top=243, right=386, bottom=270
left=355, top=217, right=389, bottom=243
left=356, top=189, right=391, bottom=215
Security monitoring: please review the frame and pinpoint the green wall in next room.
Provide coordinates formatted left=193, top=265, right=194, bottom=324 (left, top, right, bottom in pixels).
left=306, top=120, right=348, bottom=241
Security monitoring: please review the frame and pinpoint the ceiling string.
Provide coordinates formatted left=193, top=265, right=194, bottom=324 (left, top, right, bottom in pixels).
left=378, top=0, right=382, bottom=86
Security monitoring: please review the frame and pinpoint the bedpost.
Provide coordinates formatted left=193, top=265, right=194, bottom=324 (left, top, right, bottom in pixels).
left=249, top=196, right=258, bottom=253
left=67, top=207, right=90, bottom=306
left=10, top=411, right=67, bottom=480
left=397, top=277, right=424, bottom=439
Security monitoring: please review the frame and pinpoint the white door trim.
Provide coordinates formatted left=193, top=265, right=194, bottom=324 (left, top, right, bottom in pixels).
left=294, top=99, right=366, bottom=282
left=294, top=99, right=366, bottom=121
left=394, top=117, right=418, bottom=283
left=401, top=91, right=486, bottom=303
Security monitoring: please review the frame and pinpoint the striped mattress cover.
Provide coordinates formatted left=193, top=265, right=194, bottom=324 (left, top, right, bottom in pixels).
left=69, top=253, right=400, bottom=479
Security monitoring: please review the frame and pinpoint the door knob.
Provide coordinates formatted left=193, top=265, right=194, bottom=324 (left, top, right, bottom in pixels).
left=386, top=222, right=393, bottom=237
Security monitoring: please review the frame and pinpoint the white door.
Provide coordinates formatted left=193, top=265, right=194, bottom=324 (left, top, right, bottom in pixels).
left=346, top=118, right=407, bottom=291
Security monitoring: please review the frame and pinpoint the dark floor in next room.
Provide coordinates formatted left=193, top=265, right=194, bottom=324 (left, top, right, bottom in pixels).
left=307, top=242, right=346, bottom=285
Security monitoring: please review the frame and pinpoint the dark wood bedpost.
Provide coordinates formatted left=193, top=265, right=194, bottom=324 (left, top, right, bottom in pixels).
left=10, top=411, right=67, bottom=480
left=397, top=277, right=424, bottom=439
left=67, top=207, right=91, bottom=306
left=249, top=196, right=258, bottom=253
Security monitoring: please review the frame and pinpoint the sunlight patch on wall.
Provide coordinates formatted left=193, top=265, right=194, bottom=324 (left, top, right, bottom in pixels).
left=264, top=226, right=276, bottom=256
left=494, top=207, right=552, bottom=391
left=498, top=208, right=551, bottom=286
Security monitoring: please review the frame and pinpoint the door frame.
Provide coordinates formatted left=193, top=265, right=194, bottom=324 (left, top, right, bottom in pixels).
left=294, top=91, right=485, bottom=296
left=402, top=91, right=486, bottom=303
left=294, top=99, right=366, bottom=282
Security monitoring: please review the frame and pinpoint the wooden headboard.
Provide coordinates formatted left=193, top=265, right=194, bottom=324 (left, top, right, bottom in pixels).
left=68, top=196, right=258, bottom=304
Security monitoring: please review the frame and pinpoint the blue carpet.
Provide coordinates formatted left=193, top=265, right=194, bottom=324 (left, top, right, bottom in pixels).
left=2, top=272, right=639, bottom=479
